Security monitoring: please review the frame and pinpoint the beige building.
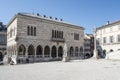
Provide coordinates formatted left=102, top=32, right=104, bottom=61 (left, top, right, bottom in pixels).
left=7, top=13, right=84, bottom=64
left=96, top=21, right=120, bottom=53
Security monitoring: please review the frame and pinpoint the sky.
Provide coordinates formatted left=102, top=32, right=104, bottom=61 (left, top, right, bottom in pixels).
left=0, top=0, right=120, bottom=34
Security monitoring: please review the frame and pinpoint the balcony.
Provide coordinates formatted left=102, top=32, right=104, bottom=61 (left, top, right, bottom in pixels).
left=51, top=37, right=65, bottom=42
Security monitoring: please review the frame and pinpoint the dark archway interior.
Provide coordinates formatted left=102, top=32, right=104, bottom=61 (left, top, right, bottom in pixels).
left=70, top=47, right=74, bottom=56
left=44, top=46, right=50, bottom=56
left=18, top=45, right=26, bottom=55
left=51, top=46, right=57, bottom=58
left=58, top=46, right=63, bottom=58
left=36, top=45, right=42, bottom=55
left=28, top=45, right=35, bottom=55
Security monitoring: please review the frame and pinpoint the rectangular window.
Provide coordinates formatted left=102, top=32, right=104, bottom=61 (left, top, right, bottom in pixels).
left=0, top=34, right=5, bottom=45
left=74, top=33, right=79, bottom=40
left=103, top=37, right=106, bottom=43
left=97, top=38, right=100, bottom=45
left=109, top=36, right=113, bottom=43
left=117, top=35, right=120, bottom=42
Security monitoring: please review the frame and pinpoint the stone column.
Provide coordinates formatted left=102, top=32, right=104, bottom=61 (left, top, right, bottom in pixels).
left=34, top=47, right=36, bottom=57
left=49, top=48, right=52, bottom=58
left=34, top=46, right=36, bottom=62
left=93, top=27, right=98, bottom=59
left=42, top=47, right=44, bottom=58
left=26, top=47, right=28, bottom=58
left=56, top=47, right=58, bottom=58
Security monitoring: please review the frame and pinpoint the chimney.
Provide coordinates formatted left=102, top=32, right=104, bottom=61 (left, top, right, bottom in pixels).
left=49, top=16, right=52, bottom=19
left=107, top=21, right=110, bottom=25
left=55, top=17, right=58, bottom=20
left=43, top=15, right=46, bottom=18
left=60, top=19, right=63, bottom=21
left=37, top=13, right=40, bottom=16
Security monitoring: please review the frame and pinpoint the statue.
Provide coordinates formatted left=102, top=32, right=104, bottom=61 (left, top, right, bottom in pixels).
left=62, top=43, right=69, bottom=62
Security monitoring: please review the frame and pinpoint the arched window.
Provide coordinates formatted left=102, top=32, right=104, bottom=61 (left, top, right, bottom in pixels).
left=34, top=27, right=36, bottom=36
left=31, top=27, right=33, bottom=36
left=27, top=26, right=30, bottom=35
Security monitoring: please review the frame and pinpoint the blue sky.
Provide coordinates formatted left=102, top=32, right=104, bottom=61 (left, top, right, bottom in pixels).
left=0, top=0, right=120, bottom=34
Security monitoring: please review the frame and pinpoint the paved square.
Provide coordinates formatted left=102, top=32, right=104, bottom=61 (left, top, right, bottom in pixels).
left=0, top=59, right=120, bottom=80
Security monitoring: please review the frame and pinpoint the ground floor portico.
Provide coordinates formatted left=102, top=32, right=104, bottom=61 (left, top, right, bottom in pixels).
left=7, top=41, right=84, bottom=64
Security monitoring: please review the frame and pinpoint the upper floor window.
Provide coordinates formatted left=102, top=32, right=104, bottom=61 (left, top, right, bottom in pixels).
left=0, top=34, right=6, bottom=45
left=74, top=33, right=79, bottom=40
left=109, top=36, right=113, bottom=43
left=31, top=27, right=33, bottom=36
left=27, top=26, right=36, bottom=36
left=97, top=38, right=100, bottom=45
left=27, top=26, right=30, bottom=35
left=103, top=37, right=106, bottom=43
left=34, top=27, right=36, bottom=36
left=117, top=35, right=120, bottom=42
left=52, top=30, right=63, bottom=39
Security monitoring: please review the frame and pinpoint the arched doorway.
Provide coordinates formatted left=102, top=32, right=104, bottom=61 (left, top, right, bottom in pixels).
left=70, top=47, right=74, bottom=57
left=80, top=47, right=83, bottom=56
left=0, top=52, right=3, bottom=61
left=58, top=46, right=63, bottom=58
left=75, top=47, right=79, bottom=57
left=28, top=45, right=35, bottom=56
left=51, top=46, right=57, bottom=58
left=44, top=46, right=50, bottom=57
left=36, top=45, right=42, bottom=55
left=18, top=44, right=26, bottom=55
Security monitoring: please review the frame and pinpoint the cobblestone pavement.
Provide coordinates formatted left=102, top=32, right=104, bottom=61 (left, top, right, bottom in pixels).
left=0, top=59, right=120, bottom=80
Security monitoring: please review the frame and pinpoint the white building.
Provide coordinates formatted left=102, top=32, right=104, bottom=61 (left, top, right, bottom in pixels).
left=6, top=13, right=84, bottom=64
left=96, top=21, right=120, bottom=53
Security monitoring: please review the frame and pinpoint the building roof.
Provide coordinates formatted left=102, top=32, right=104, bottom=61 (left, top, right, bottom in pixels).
left=7, top=13, right=85, bottom=30
left=0, top=22, right=7, bottom=32
left=96, top=20, right=120, bottom=30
